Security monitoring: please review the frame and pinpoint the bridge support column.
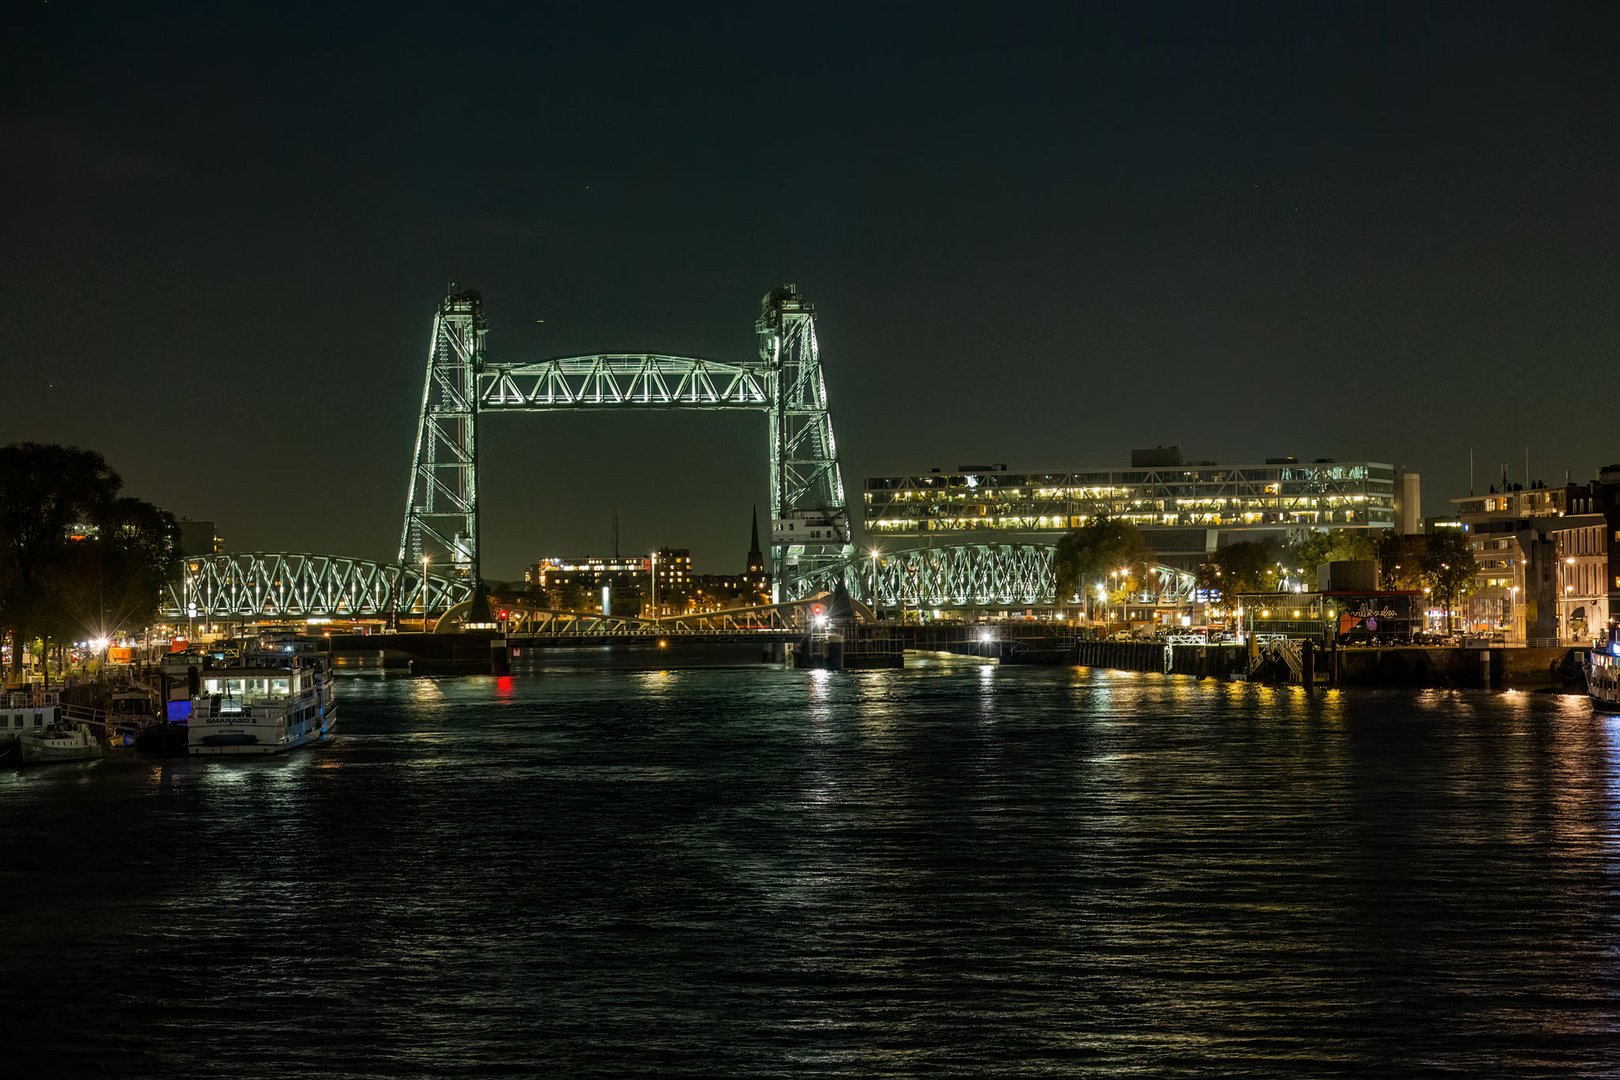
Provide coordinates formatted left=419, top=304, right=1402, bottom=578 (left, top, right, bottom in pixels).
left=400, top=286, right=486, bottom=586
left=758, top=285, right=853, bottom=598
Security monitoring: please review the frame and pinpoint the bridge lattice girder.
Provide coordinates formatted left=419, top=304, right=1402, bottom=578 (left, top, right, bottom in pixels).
left=491, top=595, right=823, bottom=637
left=481, top=354, right=768, bottom=409
left=160, top=553, right=474, bottom=620
left=160, top=553, right=824, bottom=628
left=848, top=543, right=1199, bottom=609
left=160, top=548, right=1198, bottom=621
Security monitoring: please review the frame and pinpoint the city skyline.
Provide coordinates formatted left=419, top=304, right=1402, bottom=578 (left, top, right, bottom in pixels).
left=4, top=3, right=1616, bottom=576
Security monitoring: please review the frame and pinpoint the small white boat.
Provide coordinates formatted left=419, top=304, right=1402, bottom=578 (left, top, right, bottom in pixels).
left=3, top=689, right=69, bottom=765
left=187, top=651, right=337, bottom=756
left=19, top=720, right=103, bottom=764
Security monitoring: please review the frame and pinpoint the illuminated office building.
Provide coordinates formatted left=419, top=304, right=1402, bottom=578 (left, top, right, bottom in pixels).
left=864, top=447, right=1402, bottom=567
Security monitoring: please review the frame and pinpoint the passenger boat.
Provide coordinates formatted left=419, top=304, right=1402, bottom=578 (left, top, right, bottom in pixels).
left=1583, top=640, right=1620, bottom=707
left=187, top=651, right=337, bottom=755
left=19, top=720, right=103, bottom=764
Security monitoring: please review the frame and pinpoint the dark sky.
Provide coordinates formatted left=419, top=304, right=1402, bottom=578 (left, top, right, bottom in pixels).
left=3, top=2, right=1616, bottom=578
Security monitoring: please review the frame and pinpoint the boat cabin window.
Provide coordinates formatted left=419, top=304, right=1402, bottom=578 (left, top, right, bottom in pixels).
left=202, top=676, right=294, bottom=703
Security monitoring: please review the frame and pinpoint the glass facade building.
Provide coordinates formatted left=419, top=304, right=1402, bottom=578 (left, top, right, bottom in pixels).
left=865, top=460, right=1398, bottom=561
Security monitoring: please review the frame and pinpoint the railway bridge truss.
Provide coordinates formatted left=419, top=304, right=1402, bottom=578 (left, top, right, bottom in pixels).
left=160, top=552, right=473, bottom=623
left=158, top=545, right=1196, bottom=624
left=466, top=596, right=821, bottom=639
left=853, top=543, right=1198, bottom=611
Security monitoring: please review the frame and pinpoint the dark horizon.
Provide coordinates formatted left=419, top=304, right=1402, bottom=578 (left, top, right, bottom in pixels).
left=4, top=2, right=1616, bottom=577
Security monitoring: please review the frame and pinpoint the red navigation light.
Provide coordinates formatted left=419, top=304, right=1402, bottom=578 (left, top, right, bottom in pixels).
left=810, top=603, right=825, bottom=616
left=498, top=609, right=510, bottom=620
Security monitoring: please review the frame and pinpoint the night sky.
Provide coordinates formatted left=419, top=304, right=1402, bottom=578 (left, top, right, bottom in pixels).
left=3, top=2, right=1616, bottom=578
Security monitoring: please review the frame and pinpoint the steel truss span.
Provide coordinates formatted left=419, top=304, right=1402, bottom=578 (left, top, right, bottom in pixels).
left=161, top=553, right=474, bottom=621
left=452, top=596, right=822, bottom=637
left=398, top=284, right=853, bottom=600
left=482, top=355, right=768, bottom=408
left=851, top=544, right=1199, bottom=610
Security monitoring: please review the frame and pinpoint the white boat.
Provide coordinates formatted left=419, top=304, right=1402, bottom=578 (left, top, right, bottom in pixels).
left=19, top=720, right=103, bottom=764
left=1583, top=642, right=1620, bottom=707
left=187, top=652, right=337, bottom=756
left=2, top=689, right=66, bottom=765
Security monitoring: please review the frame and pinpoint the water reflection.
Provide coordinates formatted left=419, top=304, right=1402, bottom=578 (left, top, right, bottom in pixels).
left=4, top=669, right=1618, bottom=1077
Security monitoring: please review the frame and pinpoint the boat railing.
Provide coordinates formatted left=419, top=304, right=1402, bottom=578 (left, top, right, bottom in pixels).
left=4, top=689, right=61, bottom=709
left=57, top=703, right=108, bottom=729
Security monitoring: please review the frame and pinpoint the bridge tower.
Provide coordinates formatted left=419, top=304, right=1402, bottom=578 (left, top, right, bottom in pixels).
left=758, top=285, right=853, bottom=598
left=399, top=286, right=486, bottom=584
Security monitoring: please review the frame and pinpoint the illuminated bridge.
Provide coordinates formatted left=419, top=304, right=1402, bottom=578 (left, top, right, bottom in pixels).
left=158, top=543, right=1198, bottom=626
left=162, top=552, right=472, bottom=624
left=156, top=285, right=1195, bottom=626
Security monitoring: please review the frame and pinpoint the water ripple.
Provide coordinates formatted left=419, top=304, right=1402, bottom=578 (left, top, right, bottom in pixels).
left=4, top=665, right=1619, bottom=1077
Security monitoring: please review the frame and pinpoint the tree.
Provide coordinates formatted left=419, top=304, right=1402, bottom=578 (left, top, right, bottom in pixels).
left=1375, top=531, right=1428, bottom=591
left=1285, top=529, right=1377, bottom=583
left=0, top=444, right=178, bottom=683
left=0, top=444, right=121, bottom=680
left=1053, top=518, right=1150, bottom=610
left=59, top=497, right=181, bottom=642
left=1196, top=538, right=1283, bottom=597
left=1373, top=529, right=1477, bottom=630
left=1422, top=530, right=1476, bottom=625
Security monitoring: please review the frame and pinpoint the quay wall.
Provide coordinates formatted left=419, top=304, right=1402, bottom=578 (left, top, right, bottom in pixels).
left=1336, top=646, right=1582, bottom=691
left=1068, top=640, right=1586, bottom=691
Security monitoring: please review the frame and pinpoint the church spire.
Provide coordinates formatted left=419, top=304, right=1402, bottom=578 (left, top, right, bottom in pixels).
left=746, top=506, right=768, bottom=598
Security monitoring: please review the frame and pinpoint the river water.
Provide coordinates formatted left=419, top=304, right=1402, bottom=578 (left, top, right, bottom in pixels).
left=4, top=658, right=1619, bottom=1077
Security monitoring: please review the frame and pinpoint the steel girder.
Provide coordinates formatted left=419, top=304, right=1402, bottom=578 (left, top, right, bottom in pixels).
left=417, top=283, right=852, bottom=601
left=496, top=596, right=819, bottom=636
left=481, top=354, right=768, bottom=408
left=848, top=543, right=1200, bottom=609
left=399, top=288, right=485, bottom=581
left=160, top=553, right=474, bottom=620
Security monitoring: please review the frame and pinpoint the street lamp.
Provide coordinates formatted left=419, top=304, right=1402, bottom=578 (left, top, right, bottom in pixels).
left=421, top=555, right=430, bottom=629
left=869, top=548, right=881, bottom=621
left=186, top=560, right=201, bottom=642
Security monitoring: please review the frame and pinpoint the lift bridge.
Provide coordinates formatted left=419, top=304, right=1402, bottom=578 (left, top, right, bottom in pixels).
left=159, top=284, right=1196, bottom=627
